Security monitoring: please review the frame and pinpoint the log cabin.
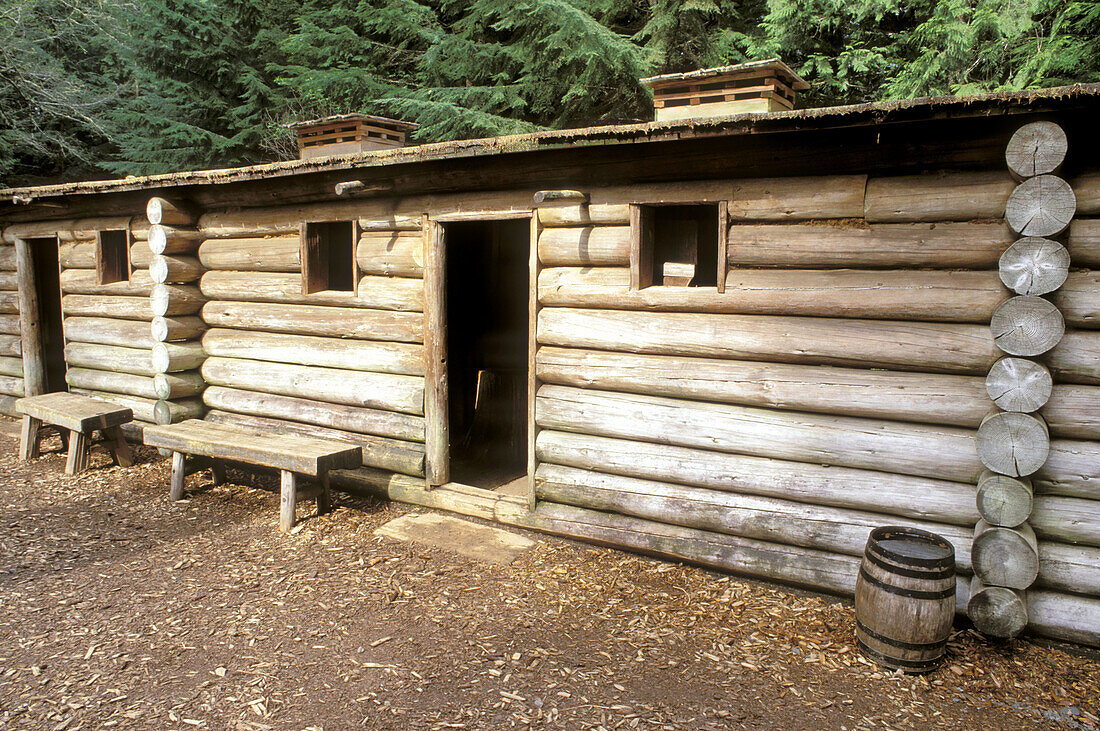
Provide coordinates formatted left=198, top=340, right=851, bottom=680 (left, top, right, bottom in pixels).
left=2, top=62, right=1099, bottom=647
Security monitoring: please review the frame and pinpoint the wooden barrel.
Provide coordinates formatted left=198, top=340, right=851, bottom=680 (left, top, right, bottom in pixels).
left=855, top=526, right=956, bottom=673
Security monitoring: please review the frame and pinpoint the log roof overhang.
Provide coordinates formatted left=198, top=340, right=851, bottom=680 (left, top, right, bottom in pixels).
left=2, top=84, right=1099, bottom=224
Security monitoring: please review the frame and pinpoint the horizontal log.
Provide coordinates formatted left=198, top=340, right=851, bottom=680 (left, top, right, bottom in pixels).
left=1067, top=219, right=1100, bottom=267
left=540, top=267, right=1009, bottom=323
left=1035, top=541, right=1100, bottom=596
left=728, top=175, right=866, bottom=220
left=0, top=292, right=18, bottom=314
left=202, top=328, right=423, bottom=376
left=66, top=367, right=163, bottom=400
left=537, top=204, right=630, bottom=227
left=536, top=347, right=992, bottom=428
left=1026, top=590, right=1100, bottom=647
left=0, top=271, right=17, bottom=290
left=2, top=217, right=133, bottom=243
left=205, top=410, right=424, bottom=476
left=1051, top=272, right=1100, bottom=329
left=0, top=374, right=24, bottom=397
left=148, top=224, right=203, bottom=255
left=153, top=398, right=205, bottom=425
left=201, top=356, right=424, bottom=415
left=150, top=284, right=206, bottom=317
left=61, top=294, right=152, bottom=321
left=0, top=334, right=21, bottom=357
left=129, top=242, right=151, bottom=268
left=197, top=237, right=300, bottom=272
left=1034, top=439, right=1100, bottom=500
left=151, top=315, right=206, bottom=343
left=203, top=385, right=423, bottom=442
left=0, top=247, right=15, bottom=270
left=358, top=215, right=421, bottom=231
left=65, top=316, right=156, bottom=350
left=64, top=342, right=154, bottom=376
left=1005, top=175, right=1076, bottom=237
left=1043, top=330, right=1100, bottom=385
left=202, top=301, right=423, bottom=343
left=198, top=202, right=367, bottom=237
left=1032, top=496, right=1100, bottom=547
left=1041, top=384, right=1100, bottom=441
left=537, top=463, right=973, bottom=568
left=865, top=172, right=1015, bottom=222
left=1075, top=172, right=1100, bottom=215
left=152, top=371, right=206, bottom=400
left=538, top=227, right=630, bottom=267
left=0, top=314, right=18, bottom=335
left=968, top=577, right=1027, bottom=639
left=59, top=269, right=154, bottom=296
left=537, top=307, right=999, bottom=375
left=199, top=271, right=423, bottom=312
left=536, top=385, right=983, bottom=483
left=150, top=254, right=203, bottom=284
left=0, top=356, right=23, bottom=377
left=356, top=231, right=424, bottom=277
left=726, top=222, right=1015, bottom=269
left=151, top=341, right=207, bottom=373
left=59, top=242, right=97, bottom=269
left=972, top=520, right=1038, bottom=589
left=147, top=197, right=195, bottom=226
left=68, top=388, right=199, bottom=425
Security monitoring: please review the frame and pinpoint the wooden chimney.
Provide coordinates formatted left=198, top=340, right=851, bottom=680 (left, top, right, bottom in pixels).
left=287, top=114, right=419, bottom=159
left=642, top=59, right=810, bottom=122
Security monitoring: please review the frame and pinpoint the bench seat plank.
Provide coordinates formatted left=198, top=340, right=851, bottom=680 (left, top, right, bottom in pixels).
left=143, top=419, right=361, bottom=476
left=16, top=393, right=133, bottom=433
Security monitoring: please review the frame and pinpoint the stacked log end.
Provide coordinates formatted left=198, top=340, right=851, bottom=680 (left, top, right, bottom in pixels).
left=969, top=121, right=1074, bottom=639
left=0, top=241, right=22, bottom=414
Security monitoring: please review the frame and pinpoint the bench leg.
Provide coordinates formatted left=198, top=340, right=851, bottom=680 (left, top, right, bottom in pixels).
left=169, top=452, right=187, bottom=501
left=18, top=416, right=41, bottom=460
left=64, top=430, right=89, bottom=475
left=279, top=470, right=297, bottom=532
left=318, top=471, right=332, bottom=515
left=106, top=426, right=133, bottom=468
left=210, top=461, right=226, bottom=486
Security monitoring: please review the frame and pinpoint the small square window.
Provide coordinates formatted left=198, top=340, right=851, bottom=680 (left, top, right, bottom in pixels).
left=630, top=203, right=720, bottom=289
left=96, top=229, right=130, bottom=285
left=301, top=220, right=357, bottom=294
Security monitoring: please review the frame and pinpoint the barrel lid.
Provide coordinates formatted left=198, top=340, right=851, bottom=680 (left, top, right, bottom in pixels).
left=868, top=526, right=955, bottom=569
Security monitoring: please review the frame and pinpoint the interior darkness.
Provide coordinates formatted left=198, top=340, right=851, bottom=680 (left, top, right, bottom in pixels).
left=28, top=237, right=66, bottom=392
left=445, top=220, right=529, bottom=489
left=652, top=204, right=718, bottom=287
left=97, top=229, right=129, bottom=285
left=316, top=220, right=355, bottom=291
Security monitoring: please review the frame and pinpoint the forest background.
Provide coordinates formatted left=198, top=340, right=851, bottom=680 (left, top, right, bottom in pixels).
left=2, top=0, right=1098, bottom=186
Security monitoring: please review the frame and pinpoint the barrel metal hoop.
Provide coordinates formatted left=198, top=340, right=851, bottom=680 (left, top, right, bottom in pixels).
left=864, top=549, right=956, bottom=580
left=868, top=526, right=955, bottom=569
left=858, top=566, right=956, bottom=601
left=856, top=618, right=949, bottom=652
left=857, top=638, right=943, bottom=673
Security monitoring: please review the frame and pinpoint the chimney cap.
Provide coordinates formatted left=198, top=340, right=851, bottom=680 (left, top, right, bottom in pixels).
left=641, top=58, right=810, bottom=91
left=283, top=113, right=419, bottom=132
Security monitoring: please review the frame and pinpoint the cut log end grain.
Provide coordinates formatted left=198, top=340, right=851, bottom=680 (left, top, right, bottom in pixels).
left=975, top=471, right=1033, bottom=527
left=985, top=357, right=1053, bottom=412
left=1004, top=175, right=1076, bottom=237
left=976, top=411, right=1050, bottom=478
left=972, top=520, right=1039, bottom=589
left=990, top=296, right=1065, bottom=356
left=146, top=197, right=195, bottom=227
left=967, top=577, right=1028, bottom=639
left=1005, top=121, right=1068, bottom=179
left=998, top=237, right=1070, bottom=296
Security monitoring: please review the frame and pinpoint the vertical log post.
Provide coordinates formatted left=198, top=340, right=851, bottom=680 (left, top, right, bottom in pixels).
left=527, top=213, right=540, bottom=510
left=423, top=217, right=449, bottom=487
left=14, top=237, right=45, bottom=396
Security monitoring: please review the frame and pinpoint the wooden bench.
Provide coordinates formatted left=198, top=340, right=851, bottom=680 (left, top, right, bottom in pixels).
left=142, top=419, right=362, bottom=531
left=16, top=392, right=134, bottom=475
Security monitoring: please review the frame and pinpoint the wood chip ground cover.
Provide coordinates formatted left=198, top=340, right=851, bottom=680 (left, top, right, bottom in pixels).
left=0, top=424, right=1096, bottom=729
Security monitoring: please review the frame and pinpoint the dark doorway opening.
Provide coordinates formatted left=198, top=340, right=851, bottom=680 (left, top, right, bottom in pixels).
left=27, top=237, right=66, bottom=393
left=444, top=219, right=529, bottom=489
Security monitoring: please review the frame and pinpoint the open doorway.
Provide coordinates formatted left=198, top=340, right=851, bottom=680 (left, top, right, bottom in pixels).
left=444, top=220, right=529, bottom=490
left=27, top=237, right=66, bottom=393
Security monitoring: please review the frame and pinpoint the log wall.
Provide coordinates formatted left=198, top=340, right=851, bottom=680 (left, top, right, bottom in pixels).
left=0, top=241, right=21, bottom=414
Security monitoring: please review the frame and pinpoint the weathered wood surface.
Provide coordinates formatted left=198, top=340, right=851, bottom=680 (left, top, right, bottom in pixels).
left=999, top=237, right=1070, bottom=296
left=129, top=242, right=152, bottom=268
left=538, top=307, right=1000, bottom=374
left=536, top=347, right=992, bottom=428
left=146, top=197, right=196, bottom=227
left=976, top=471, right=1032, bottom=528
left=976, top=411, right=1050, bottom=477
left=539, top=267, right=1009, bottom=322
left=968, top=577, right=1027, bottom=639
left=15, top=391, right=132, bottom=433
left=537, top=227, right=631, bottom=267
left=0, top=291, right=20, bottom=314
left=972, top=520, right=1039, bottom=589
left=14, top=238, right=43, bottom=396
left=148, top=224, right=204, bottom=254
left=0, top=271, right=18, bottom=290
left=358, top=215, right=422, bottom=231
left=986, top=357, right=1052, bottom=412
left=1034, top=439, right=1100, bottom=499
left=536, top=385, right=983, bottom=483
left=0, top=356, right=23, bottom=377
left=1026, top=591, right=1100, bottom=647
left=62, top=294, right=153, bottom=321
left=153, top=398, right=204, bottom=425
left=356, top=231, right=425, bottom=278
left=203, top=385, right=424, bottom=442
left=204, top=410, right=424, bottom=476
left=197, top=237, right=301, bottom=272
left=150, top=284, right=206, bottom=318
left=69, top=388, right=200, bottom=425
left=151, top=341, right=207, bottom=373
left=0, top=246, right=17, bottom=270
left=1052, top=272, right=1100, bottom=329
left=1075, top=172, right=1100, bottom=215
left=991, top=296, right=1065, bottom=356
left=1036, top=541, right=1100, bottom=595
left=1042, top=384, right=1100, bottom=441
left=1005, top=175, right=1076, bottom=237
left=423, top=219, right=447, bottom=486
left=66, top=367, right=162, bottom=400
left=202, top=301, right=423, bottom=343
left=3, top=217, right=133, bottom=244
left=1068, top=219, right=1100, bottom=266
left=864, top=172, right=1015, bottom=222
left=151, top=315, right=206, bottom=343
left=536, top=463, right=972, bottom=567
left=1043, top=330, right=1100, bottom=384
left=728, top=175, right=866, bottom=220
left=59, top=269, right=155, bottom=296
left=199, top=271, right=424, bottom=312
left=64, top=342, right=154, bottom=376
left=59, top=242, right=97, bottom=269
left=0, top=314, right=19, bottom=335
left=149, top=254, right=202, bottom=284
left=201, top=356, right=424, bottom=415
left=201, top=328, right=424, bottom=376
left=0, top=375, right=24, bottom=397
left=1031, top=495, right=1100, bottom=547
left=1005, top=121, right=1067, bottom=179
left=537, top=204, right=630, bottom=227
left=0, top=334, right=22, bottom=357
left=152, top=371, right=206, bottom=400
left=144, top=418, right=361, bottom=476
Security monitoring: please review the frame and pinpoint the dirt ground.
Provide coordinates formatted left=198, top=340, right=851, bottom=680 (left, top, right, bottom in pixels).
left=0, top=422, right=1097, bottom=731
